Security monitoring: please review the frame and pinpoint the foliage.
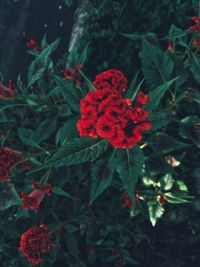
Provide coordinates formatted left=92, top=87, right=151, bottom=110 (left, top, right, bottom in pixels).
left=0, top=2, right=200, bottom=267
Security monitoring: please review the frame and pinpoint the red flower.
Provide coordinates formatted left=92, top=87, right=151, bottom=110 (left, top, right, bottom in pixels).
left=61, top=64, right=82, bottom=85
left=189, top=16, right=200, bottom=31
left=96, top=117, right=116, bottom=139
left=167, top=39, right=174, bottom=53
left=19, top=224, right=54, bottom=265
left=0, top=162, right=10, bottom=181
left=26, top=38, right=40, bottom=51
left=192, top=38, right=200, bottom=47
left=77, top=119, right=98, bottom=138
left=77, top=70, right=151, bottom=149
left=21, top=180, right=52, bottom=212
left=0, top=148, right=16, bottom=181
left=123, top=192, right=140, bottom=207
left=159, top=194, right=166, bottom=205
left=93, top=69, right=128, bottom=93
left=0, top=82, right=16, bottom=100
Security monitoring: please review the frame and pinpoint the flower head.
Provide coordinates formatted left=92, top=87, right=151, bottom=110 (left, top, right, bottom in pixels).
left=0, top=148, right=16, bottom=181
left=189, top=16, right=200, bottom=31
left=93, top=69, right=128, bottom=93
left=21, top=180, right=52, bottom=212
left=77, top=75, right=151, bottom=148
left=61, top=64, right=82, bottom=85
left=26, top=38, right=40, bottom=51
left=19, top=224, right=54, bottom=265
left=0, top=82, right=16, bottom=101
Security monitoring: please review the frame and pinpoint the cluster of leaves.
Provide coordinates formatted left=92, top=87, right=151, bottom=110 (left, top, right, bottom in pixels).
left=0, top=11, right=200, bottom=267
left=68, top=0, right=197, bottom=79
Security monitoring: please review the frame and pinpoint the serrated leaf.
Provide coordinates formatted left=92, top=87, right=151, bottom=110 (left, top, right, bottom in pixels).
left=54, top=75, right=80, bottom=111
left=34, top=119, right=57, bottom=144
left=89, top=152, right=115, bottom=205
left=53, top=187, right=73, bottom=198
left=56, top=117, right=78, bottom=146
left=30, top=138, right=109, bottom=172
left=145, top=78, right=177, bottom=111
left=28, top=39, right=60, bottom=87
left=147, top=200, right=165, bottom=226
left=114, top=145, right=144, bottom=201
left=140, top=39, right=174, bottom=87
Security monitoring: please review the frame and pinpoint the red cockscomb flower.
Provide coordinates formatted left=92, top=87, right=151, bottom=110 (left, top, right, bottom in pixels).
left=0, top=162, right=10, bottom=181
left=19, top=224, right=54, bottom=265
left=189, top=16, right=200, bottom=31
left=0, top=148, right=16, bottom=181
left=61, top=64, right=82, bottom=86
left=0, top=82, right=16, bottom=101
left=123, top=192, right=140, bottom=207
left=77, top=69, right=151, bottom=149
left=192, top=38, right=200, bottom=48
left=21, top=180, right=52, bottom=212
left=26, top=38, right=40, bottom=51
left=93, top=69, right=128, bottom=93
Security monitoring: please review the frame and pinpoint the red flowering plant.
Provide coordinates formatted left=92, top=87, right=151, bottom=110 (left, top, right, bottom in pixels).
left=0, top=15, right=198, bottom=266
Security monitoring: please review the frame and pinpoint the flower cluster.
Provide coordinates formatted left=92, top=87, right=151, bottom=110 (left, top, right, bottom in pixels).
left=21, top=179, right=52, bottom=212
left=0, top=81, right=16, bottom=101
left=93, top=69, right=128, bottom=93
left=19, top=224, right=54, bottom=265
left=61, top=64, right=82, bottom=86
left=77, top=69, right=151, bottom=148
left=0, top=148, right=16, bottom=181
left=123, top=192, right=140, bottom=207
left=26, top=38, right=40, bottom=51
left=189, top=16, right=200, bottom=31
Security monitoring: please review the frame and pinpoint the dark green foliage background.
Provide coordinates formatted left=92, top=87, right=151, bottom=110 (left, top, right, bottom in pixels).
left=1, top=1, right=200, bottom=267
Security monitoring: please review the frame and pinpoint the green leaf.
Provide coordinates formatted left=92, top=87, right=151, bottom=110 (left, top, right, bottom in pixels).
left=30, top=138, right=109, bottom=172
left=147, top=199, right=165, bottom=226
left=148, top=132, right=190, bottom=154
left=145, top=78, right=177, bottom=111
left=89, top=152, right=115, bottom=205
left=125, top=71, right=139, bottom=98
left=160, top=174, right=174, bottom=191
left=56, top=117, right=78, bottom=146
left=0, top=183, right=21, bottom=211
left=28, top=39, right=60, bottom=87
left=79, top=70, right=96, bottom=91
left=53, top=187, right=73, bottom=199
left=149, top=110, right=172, bottom=130
left=189, top=52, right=200, bottom=84
left=18, top=128, right=37, bottom=147
left=79, top=43, right=90, bottom=64
left=54, top=75, right=80, bottom=112
left=175, top=180, right=188, bottom=192
left=114, top=145, right=144, bottom=201
left=165, top=192, right=190, bottom=204
left=18, top=119, right=57, bottom=147
left=34, top=119, right=57, bottom=144
left=140, top=39, right=174, bottom=87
